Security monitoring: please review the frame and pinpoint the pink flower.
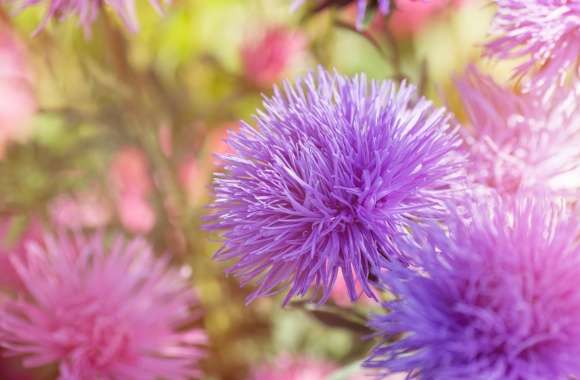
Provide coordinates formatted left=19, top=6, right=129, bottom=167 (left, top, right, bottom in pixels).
left=387, top=0, right=464, bottom=38
left=109, top=147, right=156, bottom=233
left=49, top=191, right=112, bottom=230
left=0, top=233, right=206, bottom=380
left=0, top=217, right=42, bottom=291
left=178, top=156, right=207, bottom=207
left=117, top=194, right=157, bottom=234
left=250, top=356, right=336, bottom=380
left=330, top=271, right=374, bottom=307
left=204, top=122, right=239, bottom=166
left=0, top=26, right=36, bottom=159
left=241, top=27, right=307, bottom=87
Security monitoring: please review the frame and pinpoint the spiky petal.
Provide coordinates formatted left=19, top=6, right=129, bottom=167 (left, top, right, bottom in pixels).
left=0, top=233, right=206, bottom=380
left=366, top=195, right=580, bottom=379
left=457, top=67, right=580, bottom=195
left=485, top=0, right=580, bottom=92
left=207, top=68, right=464, bottom=305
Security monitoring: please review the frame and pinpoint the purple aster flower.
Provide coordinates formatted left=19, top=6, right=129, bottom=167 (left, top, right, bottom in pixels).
left=206, top=68, right=465, bottom=304
left=366, top=195, right=580, bottom=380
left=14, top=0, right=164, bottom=35
left=485, top=0, right=580, bottom=93
left=457, top=67, right=580, bottom=195
left=292, top=0, right=391, bottom=29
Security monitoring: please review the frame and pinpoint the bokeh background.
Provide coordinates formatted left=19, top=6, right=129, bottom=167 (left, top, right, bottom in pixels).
left=0, top=1, right=504, bottom=378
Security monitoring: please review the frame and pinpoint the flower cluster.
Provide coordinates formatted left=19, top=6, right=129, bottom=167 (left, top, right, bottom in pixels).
left=207, top=68, right=464, bottom=304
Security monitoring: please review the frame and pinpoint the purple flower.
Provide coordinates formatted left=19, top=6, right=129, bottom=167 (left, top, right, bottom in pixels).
left=206, top=68, right=464, bottom=304
left=292, top=0, right=391, bottom=29
left=0, top=233, right=206, bottom=380
left=365, top=195, right=580, bottom=379
left=457, top=67, right=580, bottom=195
left=485, top=0, right=580, bottom=92
left=15, top=0, right=164, bottom=35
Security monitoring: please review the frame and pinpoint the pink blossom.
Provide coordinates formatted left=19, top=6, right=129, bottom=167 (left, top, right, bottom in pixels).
left=0, top=217, right=42, bottom=291
left=117, top=195, right=156, bottom=234
left=0, top=26, right=36, bottom=159
left=241, top=27, right=307, bottom=87
left=49, top=191, right=112, bottom=230
left=387, top=0, right=464, bottom=38
left=250, top=356, right=337, bottom=380
left=204, top=123, right=239, bottom=166
left=330, top=271, right=374, bottom=307
left=0, top=233, right=206, bottom=380
left=109, top=147, right=156, bottom=233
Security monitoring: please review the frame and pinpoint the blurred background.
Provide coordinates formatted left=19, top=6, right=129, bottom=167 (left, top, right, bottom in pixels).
left=0, top=0, right=499, bottom=378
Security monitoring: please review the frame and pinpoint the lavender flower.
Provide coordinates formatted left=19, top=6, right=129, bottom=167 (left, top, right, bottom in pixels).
left=457, top=67, right=580, bottom=195
left=207, top=68, right=464, bottom=304
left=292, top=0, right=391, bottom=29
left=485, top=0, right=580, bottom=92
left=15, top=0, right=164, bottom=34
left=366, top=195, right=580, bottom=379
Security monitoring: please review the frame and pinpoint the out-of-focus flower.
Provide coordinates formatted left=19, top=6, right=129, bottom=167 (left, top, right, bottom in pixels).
left=117, top=195, right=157, bottom=234
left=179, top=156, right=207, bottom=207
left=366, top=196, right=580, bottom=379
left=207, top=68, right=465, bottom=304
left=0, top=233, right=206, bottom=380
left=14, top=0, right=165, bottom=35
left=457, top=67, right=580, bottom=195
left=49, top=191, right=112, bottom=230
left=330, top=271, right=374, bottom=307
left=204, top=122, right=239, bottom=167
left=293, top=0, right=391, bottom=29
left=241, top=26, right=307, bottom=88
left=250, top=355, right=336, bottom=380
left=109, top=147, right=156, bottom=234
left=0, top=217, right=41, bottom=291
left=485, top=0, right=580, bottom=93
left=387, top=0, right=465, bottom=38
left=0, top=26, right=36, bottom=159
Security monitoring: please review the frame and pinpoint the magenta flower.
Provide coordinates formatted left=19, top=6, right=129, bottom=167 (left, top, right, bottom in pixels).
left=207, top=68, right=464, bottom=305
left=0, top=25, right=36, bottom=158
left=241, top=27, right=307, bottom=88
left=14, top=0, right=165, bottom=34
left=292, top=0, right=391, bottom=29
left=485, top=0, right=580, bottom=92
left=0, top=233, right=206, bottom=380
left=366, top=195, right=580, bottom=379
left=457, top=67, right=580, bottom=195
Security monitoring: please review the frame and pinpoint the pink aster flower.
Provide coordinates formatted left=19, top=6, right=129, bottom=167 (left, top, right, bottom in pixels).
left=457, top=67, right=580, bottom=195
left=0, top=25, right=36, bottom=159
left=0, top=233, right=206, bottom=380
left=0, top=217, right=42, bottom=291
left=109, top=147, right=156, bottom=234
left=14, top=0, right=166, bottom=35
left=485, top=0, right=580, bottom=93
left=387, top=0, right=465, bottom=38
left=241, top=26, right=307, bottom=88
left=249, top=355, right=337, bottom=380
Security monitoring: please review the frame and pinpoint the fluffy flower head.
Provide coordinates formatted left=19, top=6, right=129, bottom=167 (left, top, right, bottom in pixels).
left=485, top=0, right=580, bottom=92
left=457, top=67, right=580, bottom=195
left=207, top=68, right=464, bottom=304
left=366, top=195, right=580, bottom=379
left=0, top=233, right=206, bottom=380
